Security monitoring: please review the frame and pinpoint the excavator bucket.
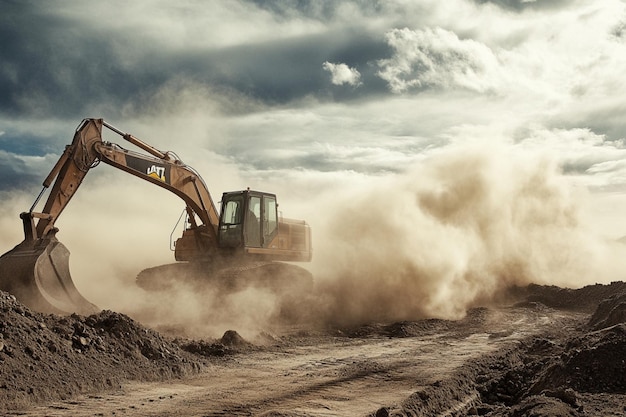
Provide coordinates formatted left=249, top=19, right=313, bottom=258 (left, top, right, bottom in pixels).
left=0, top=238, right=98, bottom=315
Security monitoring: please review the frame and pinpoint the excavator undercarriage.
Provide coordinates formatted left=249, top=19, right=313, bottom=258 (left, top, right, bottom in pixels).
left=0, top=118, right=312, bottom=316
left=136, top=260, right=313, bottom=294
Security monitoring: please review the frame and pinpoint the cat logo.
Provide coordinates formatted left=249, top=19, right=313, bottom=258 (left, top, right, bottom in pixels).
left=147, top=165, right=166, bottom=182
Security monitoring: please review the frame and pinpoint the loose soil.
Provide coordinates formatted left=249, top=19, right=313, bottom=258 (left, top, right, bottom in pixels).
left=1, top=281, right=626, bottom=416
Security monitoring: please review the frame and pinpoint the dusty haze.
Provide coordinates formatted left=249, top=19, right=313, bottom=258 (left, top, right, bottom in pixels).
left=53, top=144, right=626, bottom=336
left=2, top=126, right=626, bottom=338
left=310, top=144, right=626, bottom=327
left=3, top=0, right=626, bottom=339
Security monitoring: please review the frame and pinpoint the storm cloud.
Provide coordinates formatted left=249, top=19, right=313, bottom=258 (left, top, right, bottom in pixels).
left=2, top=0, right=626, bottom=217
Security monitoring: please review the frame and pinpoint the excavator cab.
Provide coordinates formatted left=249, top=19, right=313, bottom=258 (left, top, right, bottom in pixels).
left=174, top=188, right=310, bottom=263
left=218, top=190, right=278, bottom=249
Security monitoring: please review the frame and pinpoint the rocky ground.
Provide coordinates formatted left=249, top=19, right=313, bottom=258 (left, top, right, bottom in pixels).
left=0, top=292, right=206, bottom=411
left=386, top=282, right=626, bottom=417
left=0, top=282, right=625, bottom=416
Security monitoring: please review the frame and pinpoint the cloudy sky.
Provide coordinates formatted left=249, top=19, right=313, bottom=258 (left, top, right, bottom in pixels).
left=2, top=0, right=626, bottom=325
left=2, top=0, right=625, bottom=180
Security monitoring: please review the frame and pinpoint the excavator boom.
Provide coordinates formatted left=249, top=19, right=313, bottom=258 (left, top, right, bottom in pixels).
left=33, top=118, right=221, bottom=243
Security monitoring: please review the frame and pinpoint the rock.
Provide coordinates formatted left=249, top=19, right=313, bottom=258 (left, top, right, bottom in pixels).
left=24, top=345, right=41, bottom=361
left=375, top=407, right=389, bottom=417
left=73, top=321, right=86, bottom=336
left=220, top=330, right=248, bottom=347
left=588, top=294, right=626, bottom=330
left=544, top=388, right=579, bottom=408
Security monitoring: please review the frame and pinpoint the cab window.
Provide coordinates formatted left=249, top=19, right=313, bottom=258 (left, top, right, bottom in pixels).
left=263, top=196, right=277, bottom=244
left=222, top=198, right=242, bottom=225
left=245, top=196, right=262, bottom=247
left=218, top=195, right=244, bottom=248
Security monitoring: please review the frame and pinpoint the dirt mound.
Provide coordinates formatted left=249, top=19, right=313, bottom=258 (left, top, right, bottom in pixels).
left=0, top=291, right=203, bottom=412
left=472, top=324, right=626, bottom=415
left=177, top=330, right=255, bottom=357
left=342, top=307, right=491, bottom=340
left=588, top=293, right=626, bottom=330
left=507, top=395, right=582, bottom=417
left=472, top=286, right=626, bottom=415
left=514, top=281, right=626, bottom=312
left=534, top=324, right=626, bottom=394
left=220, top=329, right=251, bottom=347
left=384, top=282, right=626, bottom=417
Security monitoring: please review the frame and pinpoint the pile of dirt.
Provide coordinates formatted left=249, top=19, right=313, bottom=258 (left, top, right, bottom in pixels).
left=471, top=326, right=626, bottom=416
left=177, top=329, right=256, bottom=357
left=0, top=291, right=204, bottom=413
left=510, top=281, right=626, bottom=312
left=588, top=292, right=626, bottom=330
left=474, top=337, right=583, bottom=416
left=534, top=324, right=626, bottom=394
left=386, top=282, right=626, bottom=417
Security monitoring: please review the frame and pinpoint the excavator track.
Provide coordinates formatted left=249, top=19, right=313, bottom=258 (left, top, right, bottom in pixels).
left=136, top=261, right=313, bottom=322
left=137, top=261, right=312, bottom=292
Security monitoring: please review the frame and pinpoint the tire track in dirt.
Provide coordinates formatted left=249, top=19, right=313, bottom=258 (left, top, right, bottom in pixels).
left=13, top=307, right=577, bottom=417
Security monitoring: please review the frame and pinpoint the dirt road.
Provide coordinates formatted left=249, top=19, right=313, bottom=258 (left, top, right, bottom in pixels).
left=12, top=306, right=583, bottom=417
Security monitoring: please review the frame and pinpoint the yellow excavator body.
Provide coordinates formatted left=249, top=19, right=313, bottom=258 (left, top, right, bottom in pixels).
left=0, top=118, right=312, bottom=315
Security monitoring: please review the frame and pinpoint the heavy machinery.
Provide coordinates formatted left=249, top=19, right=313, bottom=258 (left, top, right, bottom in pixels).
left=0, top=118, right=312, bottom=315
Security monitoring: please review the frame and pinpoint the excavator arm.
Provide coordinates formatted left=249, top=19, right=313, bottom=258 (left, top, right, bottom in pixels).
left=0, top=118, right=222, bottom=315
left=29, top=118, right=220, bottom=247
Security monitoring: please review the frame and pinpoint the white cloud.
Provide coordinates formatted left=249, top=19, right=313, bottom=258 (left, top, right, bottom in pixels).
left=377, top=27, right=502, bottom=93
left=374, top=1, right=626, bottom=105
left=322, top=61, right=362, bottom=87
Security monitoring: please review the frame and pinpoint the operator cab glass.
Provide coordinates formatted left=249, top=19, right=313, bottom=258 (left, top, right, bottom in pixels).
left=218, top=190, right=279, bottom=249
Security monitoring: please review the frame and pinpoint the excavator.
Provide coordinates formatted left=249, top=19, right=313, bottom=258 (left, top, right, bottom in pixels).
left=0, top=118, right=312, bottom=315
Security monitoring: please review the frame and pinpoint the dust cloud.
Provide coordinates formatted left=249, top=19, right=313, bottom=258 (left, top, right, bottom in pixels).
left=309, top=144, right=626, bottom=326
left=3, top=128, right=626, bottom=338
left=102, top=143, right=626, bottom=336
